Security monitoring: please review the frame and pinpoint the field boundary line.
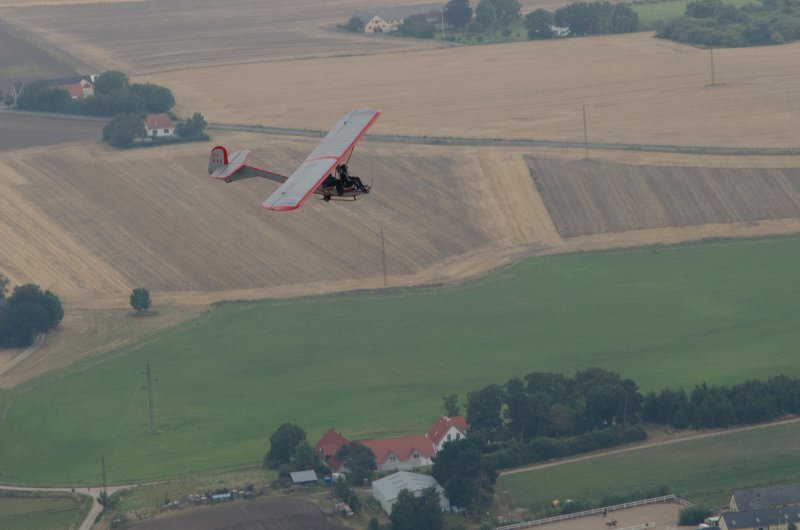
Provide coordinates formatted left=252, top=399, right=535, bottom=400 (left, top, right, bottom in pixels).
left=206, top=122, right=800, bottom=156
left=2, top=110, right=798, bottom=155
left=494, top=495, right=687, bottom=529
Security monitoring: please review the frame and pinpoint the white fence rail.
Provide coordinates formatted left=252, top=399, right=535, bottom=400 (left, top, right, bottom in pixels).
left=494, top=494, right=691, bottom=530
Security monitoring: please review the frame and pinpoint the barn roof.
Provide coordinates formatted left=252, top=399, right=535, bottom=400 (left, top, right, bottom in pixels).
left=371, top=471, right=444, bottom=502
left=290, top=470, right=318, bottom=483
left=722, top=507, right=800, bottom=529
left=732, top=484, right=800, bottom=511
left=359, top=435, right=435, bottom=464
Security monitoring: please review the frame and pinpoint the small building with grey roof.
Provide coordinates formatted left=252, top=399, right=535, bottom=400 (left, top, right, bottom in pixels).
left=720, top=506, right=800, bottom=530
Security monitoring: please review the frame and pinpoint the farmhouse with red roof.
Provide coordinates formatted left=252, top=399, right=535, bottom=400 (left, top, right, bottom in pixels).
left=359, top=435, right=436, bottom=472
left=315, top=428, right=351, bottom=471
left=144, top=113, right=175, bottom=138
left=315, top=416, right=468, bottom=473
left=426, top=416, right=468, bottom=452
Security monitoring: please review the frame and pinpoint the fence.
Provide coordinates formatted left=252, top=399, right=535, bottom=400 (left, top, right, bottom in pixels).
left=493, top=494, right=692, bottom=530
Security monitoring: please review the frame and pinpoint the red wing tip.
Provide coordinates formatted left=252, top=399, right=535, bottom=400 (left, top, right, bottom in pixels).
left=263, top=203, right=300, bottom=212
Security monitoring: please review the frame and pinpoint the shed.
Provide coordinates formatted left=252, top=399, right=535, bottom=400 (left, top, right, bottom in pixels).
left=290, top=470, right=318, bottom=484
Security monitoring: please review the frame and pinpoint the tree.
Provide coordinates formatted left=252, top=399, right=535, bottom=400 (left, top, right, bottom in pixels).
left=103, top=114, right=146, bottom=148
left=342, top=16, right=365, bottom=32
left=175, top=112, right=207, bottom=139
left=475, top=0, right=497, bottom=29
left=390, top=487, right=444, bottom=530
left=0, top=273, right=9, bottom=298
left=367, top=518, right=380, bottom=530
left=0, top=302, right=48, bottom=347
left=432, top=437, right=495, bottom=510
left=264, top=423, right=306, bottom=468
left=525, top=9, right=556, bottom=39
left=466, top=383, right=504, bottom=438
left=444, top=0, right=473, bottom=28
left=492, top=0, right=522, bottom=25
left=0, top=284, right=63, bottom=347
left=335, top=443, right=376, bottom=485
left=130, top=83, right=175, bottom=113
left=292, top=440, right=319, bottom=471
left=16, top=80, right=71, bottom=112
left=442, top=393, right=460, bottom=417
left=94, top=71, right=130, bottom=95
left=130, top=288, right=152, bottom=312
left=397, top=17, right=436, bottom=38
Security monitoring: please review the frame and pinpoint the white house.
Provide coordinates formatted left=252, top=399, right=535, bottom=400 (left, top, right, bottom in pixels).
left=371, top=471, right=450, bottom=514
left=426, top=416, right=467, bottom=452
left=144, top=113, right=174, bottom=138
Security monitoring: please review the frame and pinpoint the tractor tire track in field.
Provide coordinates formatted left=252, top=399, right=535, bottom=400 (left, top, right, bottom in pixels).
left=500, top=416, right=800, bottom=477
left=0, top=334, right=43, bottom=378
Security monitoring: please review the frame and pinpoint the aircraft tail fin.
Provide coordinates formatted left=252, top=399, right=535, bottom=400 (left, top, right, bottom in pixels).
left=208, top=146, right=251, bottom=180
left=208, top=145, right=229, bottom=175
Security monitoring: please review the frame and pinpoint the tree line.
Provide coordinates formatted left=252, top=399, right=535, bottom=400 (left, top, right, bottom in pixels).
left=451, top=367, right=800, bottom=471
left=11, top=70, right=175, bottom=116
left=343, top=0, right=638, bottom=41
left=658, top=0, right=800, bottom=47
left=0, top=275, right=63, bottom=348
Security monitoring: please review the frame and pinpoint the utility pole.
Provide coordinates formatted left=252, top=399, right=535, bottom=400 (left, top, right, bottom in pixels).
left=582, top=105, right=590, bottom=161
left=100, top=453, right=108, bottom=509
left=709, top=47, right=716, bottom=86
left=146, top=362, right=155, bottom=434
left=380, top=225, right=388, bottom=288
left=441, top=9, right=445, bottom=40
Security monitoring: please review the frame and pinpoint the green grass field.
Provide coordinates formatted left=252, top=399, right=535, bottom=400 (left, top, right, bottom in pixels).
left=632, top=0, right=753, bottom=29
left=0, top=236, right=799, bottom=486
left=497, top=420, right=800, bottom=512
left=0, top=493, right=88, bottom=530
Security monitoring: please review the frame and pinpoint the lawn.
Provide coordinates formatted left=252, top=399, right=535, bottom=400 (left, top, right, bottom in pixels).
left=633, top=0, right=753, bottom=29
left=0, top=493, right=88, bottom=530
left=0, top=236, right=799, bottom=485
left=497, top=420, right=800, bottom=513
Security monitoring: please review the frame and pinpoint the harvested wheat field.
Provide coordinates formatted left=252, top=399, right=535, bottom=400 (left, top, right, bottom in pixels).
left=147, top=33, right=800, bottom=149
left=0, top=132, right=561, bottom=309
left=0, top=0, right=446, bottom=75
left=529, top=157, right=800, bottom=237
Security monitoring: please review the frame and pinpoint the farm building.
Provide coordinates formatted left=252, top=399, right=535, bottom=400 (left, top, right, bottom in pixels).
left=359, top=435, right=436, bottom=472
left=355, top=3, right=443, bottom=33
left=426, top=415, right=467, bottom=452
left=719, top=506, right=800, bottom=530
left=316, top=416, right=468, bottom=472
left=371, top=471, right=450, bottom=514
left=144, top=113, right=175, bottom=138
left=316, top=428, right=350, bottom=471
left=289, top=470, right=318, bottom=485
left=730, top=484, right=800, bottom=511
left=11, top=75, right=95, bottom=104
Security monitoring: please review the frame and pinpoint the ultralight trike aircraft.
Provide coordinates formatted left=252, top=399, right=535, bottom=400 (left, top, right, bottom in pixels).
left=208, top=108, right=381, bottom=211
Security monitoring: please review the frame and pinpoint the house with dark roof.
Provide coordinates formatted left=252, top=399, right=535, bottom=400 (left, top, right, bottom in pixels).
left=720, top=506, right=800, bottom=530
left=730, top=485, right=800, bottom=512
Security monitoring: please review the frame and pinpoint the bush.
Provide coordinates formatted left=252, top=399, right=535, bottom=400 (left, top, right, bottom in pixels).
left=679, top=505, right=713, bottom=525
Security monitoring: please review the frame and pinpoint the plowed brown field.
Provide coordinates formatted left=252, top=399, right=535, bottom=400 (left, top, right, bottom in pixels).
left=529, top=157, right=800, bottom=237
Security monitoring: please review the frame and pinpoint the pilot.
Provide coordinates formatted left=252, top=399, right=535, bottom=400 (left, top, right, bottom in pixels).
left=337, top=164, right=367, bottom=193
